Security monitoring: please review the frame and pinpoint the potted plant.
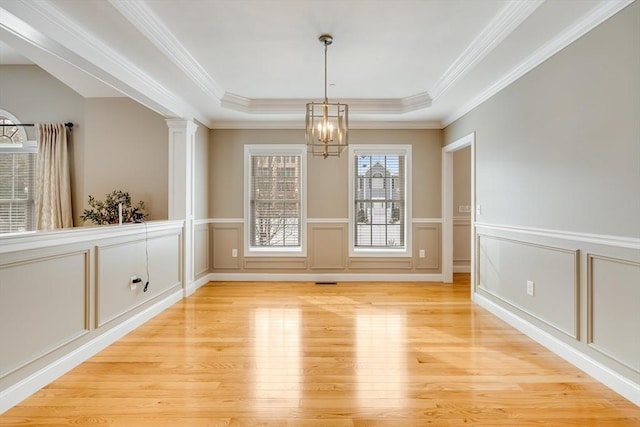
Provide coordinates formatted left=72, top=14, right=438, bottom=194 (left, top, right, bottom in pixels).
left=80, top=190, right=148, bottom=225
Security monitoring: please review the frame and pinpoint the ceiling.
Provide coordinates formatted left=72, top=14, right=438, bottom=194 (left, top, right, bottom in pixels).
left=0, top=0, right=632, bottom=129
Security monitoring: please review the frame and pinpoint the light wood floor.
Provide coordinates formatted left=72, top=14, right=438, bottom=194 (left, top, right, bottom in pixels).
left=2, top=274, right=639, bottom=426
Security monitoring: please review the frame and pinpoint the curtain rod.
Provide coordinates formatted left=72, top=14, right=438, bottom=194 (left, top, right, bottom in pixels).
left=0, top=122, right=74, bottom=129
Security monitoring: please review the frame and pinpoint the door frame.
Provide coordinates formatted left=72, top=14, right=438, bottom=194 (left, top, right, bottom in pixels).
left=442, top=132, right=475, bottom=289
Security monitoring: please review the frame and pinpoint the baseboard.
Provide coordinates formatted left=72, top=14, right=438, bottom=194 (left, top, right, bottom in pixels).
left=0, top=288, right=183, bottom=414
left=453, top=263, right=471, bottom=273
left=473, top=292, right=640, bottom=406
left=207, top=272, right=444, bottom=282
left=185, top=274, right=211, bottom=297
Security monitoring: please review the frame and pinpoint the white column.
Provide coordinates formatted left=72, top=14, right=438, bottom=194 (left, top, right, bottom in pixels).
left=167, top=119, right=197, bottom=295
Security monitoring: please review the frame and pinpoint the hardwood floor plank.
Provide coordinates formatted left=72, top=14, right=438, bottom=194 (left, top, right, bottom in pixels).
left=1, top=275, right=638, bottom=426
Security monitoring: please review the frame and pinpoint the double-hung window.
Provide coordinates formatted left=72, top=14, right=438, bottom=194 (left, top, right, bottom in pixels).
left=0, top=114, right=36, bottom=234
left=244, top=145, right=306, bottom=255
left=349, top=145, right=411, bottom=256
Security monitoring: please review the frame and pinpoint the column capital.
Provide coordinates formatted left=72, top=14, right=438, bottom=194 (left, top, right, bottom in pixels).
left=166, top=118, right=198, bottom=134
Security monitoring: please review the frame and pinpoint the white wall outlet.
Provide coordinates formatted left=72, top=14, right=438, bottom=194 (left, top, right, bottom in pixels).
left=476, top=205, right=482, bottom=216
left=526, top=280, right=535, bottom=296
left=130, top=275, right=141, bottom=291
left=231, top=248, right=238, bottom=258
left=419, top=249, right=426, bottom=258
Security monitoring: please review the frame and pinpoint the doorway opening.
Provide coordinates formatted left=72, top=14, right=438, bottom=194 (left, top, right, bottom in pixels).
left=442, top=132, right=475, bottom=295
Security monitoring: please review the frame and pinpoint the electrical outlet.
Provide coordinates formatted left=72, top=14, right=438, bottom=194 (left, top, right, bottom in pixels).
left=526, top=280, right=535, bottom=296
left=419, top=249, right=426, bottom=258
left=130, top=275, right=141, bottom=291
left=231, top=248, right=238, bottom=258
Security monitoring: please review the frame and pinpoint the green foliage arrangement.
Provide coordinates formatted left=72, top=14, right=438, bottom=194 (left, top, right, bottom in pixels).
left=80, top=190, right=148, bottom=225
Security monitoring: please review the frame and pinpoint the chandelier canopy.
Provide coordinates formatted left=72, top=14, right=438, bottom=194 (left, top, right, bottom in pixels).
left=305, top=34, right=349, bottom=159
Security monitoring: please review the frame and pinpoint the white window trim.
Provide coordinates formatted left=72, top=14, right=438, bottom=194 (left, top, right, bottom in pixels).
left=348, top=144, right=412, bottom=258
left=244, top=144, right=307, bottom=257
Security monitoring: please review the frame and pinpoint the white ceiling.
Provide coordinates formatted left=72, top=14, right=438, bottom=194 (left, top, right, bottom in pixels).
left=0, top=0, right=632, bottom=129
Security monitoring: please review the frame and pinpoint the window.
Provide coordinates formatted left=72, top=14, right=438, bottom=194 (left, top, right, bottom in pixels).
left=245, top=145, right=306, bottom=255
left=0, top=113, right=35, bottom=234
left=349, top=145, right=411, bottom=256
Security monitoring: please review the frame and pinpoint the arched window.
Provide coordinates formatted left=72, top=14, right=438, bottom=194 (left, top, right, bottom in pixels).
left=0, top=110, right=36, bottom=233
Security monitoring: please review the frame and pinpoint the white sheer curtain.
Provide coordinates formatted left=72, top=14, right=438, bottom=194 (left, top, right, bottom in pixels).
left=35, top=123, right=73, bottom=230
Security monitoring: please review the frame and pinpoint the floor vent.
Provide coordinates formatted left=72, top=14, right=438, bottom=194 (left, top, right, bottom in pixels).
left=315, top=281, right=337, bottom=285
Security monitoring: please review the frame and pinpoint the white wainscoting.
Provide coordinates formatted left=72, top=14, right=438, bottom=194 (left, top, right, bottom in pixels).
left=1, top=250, right=90, bottom=379
left=0, top=221, right=184, bottom=414
left=587, top=254, right=640, bottom=374
left=474, top=222, right=640, bottom=406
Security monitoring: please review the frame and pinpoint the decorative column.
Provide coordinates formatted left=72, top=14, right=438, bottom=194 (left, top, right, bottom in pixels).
left=167, top=119, right=197, bottom=295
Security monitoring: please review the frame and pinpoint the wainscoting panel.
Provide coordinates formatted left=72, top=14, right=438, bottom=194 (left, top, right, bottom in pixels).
left=453, top=217, right=471, bottom=272
left=414, top=224, right=440, bottom=270
left=309, top=224, right=346, bottom=270
left=96, top=233, right=181, bottom=327
left=478, top=234, right=578, bottom=338
left=193, top=223, right=210, bottom=278
left=212, top=225, right=241, bottom=270
left=588, top=254, right=640, bottom=373
left=0, top=250, right=89, bottom=378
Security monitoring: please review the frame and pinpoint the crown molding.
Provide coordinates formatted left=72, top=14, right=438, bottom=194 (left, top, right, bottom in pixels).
left=430, top=0, right=544, bottom=101
left=2, top=0, right=203, bottom=123
left=109, top=0, right=225, bottom=101
left=208, top=119, right=442, bottom=130
left=221, top=92, right=432, bottom=115
left=442, top=0, right=634, bottom=127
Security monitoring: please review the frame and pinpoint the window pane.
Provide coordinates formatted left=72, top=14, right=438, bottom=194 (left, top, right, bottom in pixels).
left=353, top=151, right=406, bottom=249
left=0, top=151, right=36, bottom=234
left=250, top=153, right=302, bottom=248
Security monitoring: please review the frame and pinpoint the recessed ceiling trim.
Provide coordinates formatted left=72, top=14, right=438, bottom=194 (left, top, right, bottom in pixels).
left=442, top=0, right=635, bottom=127
left=109, top=0, right=225, bottom=101
left=221, top=92, right=432, bottom=115
left=6, top=0, right=203, bottom=123
left=429, top=0, right=545, bottom=101
left=209, top=119, right=442, bottom=130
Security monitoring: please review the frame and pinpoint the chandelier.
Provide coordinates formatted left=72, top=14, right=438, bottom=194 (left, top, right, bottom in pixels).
left=305, top=34, right=349, bottom=159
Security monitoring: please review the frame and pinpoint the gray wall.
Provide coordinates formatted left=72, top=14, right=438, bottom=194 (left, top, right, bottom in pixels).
left=444, top=2, right=640, bottom=386
left=445, top=3, right=640, bottom=238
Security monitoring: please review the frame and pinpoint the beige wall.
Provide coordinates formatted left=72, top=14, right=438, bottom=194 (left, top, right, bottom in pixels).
left=83, top=98, right=168, bottom=222
left=0, top=65, right=86, bottom=224
left=208, top=128, right=444, bottom=275
left=194, top=121, right=210, bottom=220
left=209, top=128, right=442, bottom=219
left=0, top=65, right=171, bottom=225
left=453, top=146, right=471, bottom=269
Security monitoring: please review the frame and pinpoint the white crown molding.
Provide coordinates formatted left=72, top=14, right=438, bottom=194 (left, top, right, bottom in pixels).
left=430, top=0, right=544, bottom=101
left=2, top=0, right=203, bottom=123
left=443, top=0, right=635, bottom=127
left=108, top=0, right=225, bottom=101
left=221, top=92, right=432, bottom=115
